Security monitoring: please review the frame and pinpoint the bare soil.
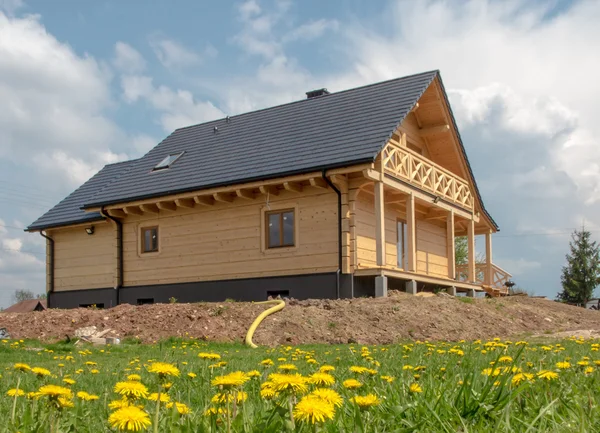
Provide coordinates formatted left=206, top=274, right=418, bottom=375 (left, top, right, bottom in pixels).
left=1, top=292, right=600, bottom=344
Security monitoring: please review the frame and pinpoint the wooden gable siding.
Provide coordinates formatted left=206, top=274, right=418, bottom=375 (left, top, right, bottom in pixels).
left=120, top=187, right=338, bottom=287
left=51, top=223, right=115, bottom=292
left=353, top=192, right=449, bottom=279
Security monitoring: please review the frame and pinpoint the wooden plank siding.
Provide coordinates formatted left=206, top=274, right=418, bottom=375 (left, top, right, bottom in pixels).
left=50, top=223, right=115, bottom=291
left=354, top=192, right=449, bottom=278
left=120, top=188, right=338, bottom=287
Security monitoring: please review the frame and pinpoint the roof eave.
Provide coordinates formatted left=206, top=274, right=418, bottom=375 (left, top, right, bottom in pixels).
left=26, top=215, right=106, bottom=233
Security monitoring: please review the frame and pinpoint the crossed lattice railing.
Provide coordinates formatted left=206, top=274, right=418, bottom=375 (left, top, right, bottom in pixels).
left=382, top=140, right=474, bottom=210
left=456, top=263, right=512, bottom=293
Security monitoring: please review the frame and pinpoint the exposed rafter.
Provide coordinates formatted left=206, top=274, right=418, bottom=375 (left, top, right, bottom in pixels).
left=213, top=192, right=233, bottom=203
left=175, top=198, right=195, bottom=208
left=235, top=189, right=255, bottom=200
left=140, top=204, right=159, bottom=214
left=157, top=201, right=176, bottom=211
left=107, top=209, right=126, bottom=218
left=309, top=177, right=328, bottom=189
left=283, top=181, right=303, bottom=193
left=123, top=206, right=143, bottom=216
left=259, top=185, right=279, bottom=196
left=194, top=196, right=215, bottom=206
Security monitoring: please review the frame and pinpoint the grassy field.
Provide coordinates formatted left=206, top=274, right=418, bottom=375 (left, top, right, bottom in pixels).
left=1, top=336, right=599, bottom=432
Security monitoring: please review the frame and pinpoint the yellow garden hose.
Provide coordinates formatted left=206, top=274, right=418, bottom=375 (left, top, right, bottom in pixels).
left=245, top=299, right=286, bottom=348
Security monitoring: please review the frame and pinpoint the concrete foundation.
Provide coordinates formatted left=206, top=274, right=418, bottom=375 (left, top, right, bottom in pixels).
left=375, top=276, right=388, bottom=297
left=405, top=279, right=418, bottom=295
left=447, top=286, right=457, bottom=296
left=466, top=289, right=476, bottom=298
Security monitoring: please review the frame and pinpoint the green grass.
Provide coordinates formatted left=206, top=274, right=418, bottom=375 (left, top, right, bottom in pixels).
left=0, top=337, right=599, bottom=432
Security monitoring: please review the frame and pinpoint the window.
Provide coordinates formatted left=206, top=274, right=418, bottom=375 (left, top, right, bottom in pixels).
left=142, top=227, right=159, bottom=253
left=153, top=152, right=184, bottom=171
left=266, top=209, right=295, bottom=248
left=397, top=220, right=409, bottom=269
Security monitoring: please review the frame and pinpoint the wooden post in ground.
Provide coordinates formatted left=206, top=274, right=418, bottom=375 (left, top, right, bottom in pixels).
left=374, top=181, right=386, bottom=267
left=467, top=219, right=476, bottom=282
left=447, top=210, right=455, bottom=280
left=485, top=231, right=493, bottom=286
left=406, top=193, right=416, bottom=272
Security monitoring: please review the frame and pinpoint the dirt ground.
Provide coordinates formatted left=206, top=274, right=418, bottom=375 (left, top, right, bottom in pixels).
left=1, top=291, right=600, bottom=344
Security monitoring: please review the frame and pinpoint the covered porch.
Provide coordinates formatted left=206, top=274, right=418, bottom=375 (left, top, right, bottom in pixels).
left=350, top=134, right=508, bottom=297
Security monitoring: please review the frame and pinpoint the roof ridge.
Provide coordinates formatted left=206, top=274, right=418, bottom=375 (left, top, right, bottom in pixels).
left=174, top=70, right=440, bottom=133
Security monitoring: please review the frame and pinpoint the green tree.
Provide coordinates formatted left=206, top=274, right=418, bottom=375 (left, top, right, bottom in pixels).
left=558, top=227, right=600, bottom=306
left=455, top=237, right=468, bottom=265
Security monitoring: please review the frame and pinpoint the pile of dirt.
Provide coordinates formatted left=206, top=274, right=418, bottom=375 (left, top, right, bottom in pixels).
left=1, top=291, right=600, bottom=344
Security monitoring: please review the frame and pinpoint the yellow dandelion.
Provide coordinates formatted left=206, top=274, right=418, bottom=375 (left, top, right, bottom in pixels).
left=109, top=399, right=133, bottom=410
left=147, top=393, right=170, bottom=403
left=260, top=383, right=278, bottom=400
left=62, top=378, right=76, bottom=386
left=293, top=395, right=335, bottom=424
left=511, top=373, right=534, bottom=386
left=269, top=373, right=308, bottom=394
left=537, top=370, right=559, bottom=381
left=319, top=365, right=335, bottom=373
left=584, top=366, right=594, bottom=375
left=31, top=367, right=51, bottom=377
left=204, top=406, right=229, bottom=417
left=166, top=402, right=190, bottom=415
left=198, top=352, right=221, bottom=360
left=36, top=384, right=73, bottom=399
left=343, top=379, right=362, bottom=390
left=14, top=363, right=31, bottom=372
left=309, top=388, right=343, bottom=407
left=498, top=356, right=513, bottom=364
left=114, top=381, right=149, bottom=400
left=77, top=391, right=99, bottom=401
left=409, top=383, right=423, bottom=393
left=556, top=361, right=571, bottom=370
left=147, top=362, right=180, bottom=379
left=108, top=406, right=151, bottom=432
left=381, top=375, right=395, bottom=383
left=127, top=374, right=142, bottom=382
left=277, top=364, right=298, bottom=372
left=211, top=391, right=248, bottom=405
left=211, top=371, right=250, bottom=389
left=349, top=366, right=368, bottom=374
left=6, top=389, right=25, bottom=397
left=246, top=370, right=261, bottom=378
left=308, top=372, right=335, bottom=387
left=260, top=359, right=274, bottom=367
left=351, top=394, right=381, bottom=409
left=187, top=372, right=197, bottom=379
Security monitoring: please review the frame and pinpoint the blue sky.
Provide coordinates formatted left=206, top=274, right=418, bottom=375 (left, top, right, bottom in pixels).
left=0, top=0, right=599, bottom=307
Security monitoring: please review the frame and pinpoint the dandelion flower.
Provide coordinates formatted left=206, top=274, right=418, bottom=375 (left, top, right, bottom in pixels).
left=293, top=395, right=335, bottom=424
left=277, top=364, right=298, bottom=372
left=127, top=374, right=142, bottom=382
left=584, top=366, right=594, bottom=375
left=211, top=371, right=250, bottom=389
left=310, top=388, right=343, bottom=407
left=198, top=352, right=221, bottom=360
left=246, top=370, right=261, bottom=378
left=260, top=359, right=274, bottom=367
left=556, top=361, right=571, bottom=370
left=36, top=385, right=73, bottom=399
left=147, top=393, right=170, bottom=403
left=211, top=391, right=248, bottom=404
left=537, top=370, right=559, bottom=381
left=166, top=402, right=190, bottom=415
left=187, top=372, right=197, bottom=379
left=114, top=381, right=149, bottom=400
left=109, top=399, right=134, bottom=410
left=204, top=406, right=229, bottom=417
left=14, top=363, right=31, bottom=372
left=343, top=379, right=362, bottom=390
left=260, top=383, right=278, bottom=400
left=6, top=389, right=25, bottom=397
left=498, top=356, right=513, bottom=364
left=269, top=373, right=308, bottom=394
left=31, top=367, right=51, bottom=377
left=77, top=391, right=99, bottom=401
left=319, top=365, right=335, bottom=373
left=409, top=383, right=423, bottom=393
left=351, top=394, right=381, bottom=409
left=63, top=378, right=76, bottom=386
left=308, top=372, right=335, bottom=387
left=147, top=362, right=180, bottom=379
left=108, top=406, right=151, bottom=432
left=349, top=366, right=368, bottom=374
left=381, top=375, right=395, bottom=383
left=511, top=373, right=534, bottom=386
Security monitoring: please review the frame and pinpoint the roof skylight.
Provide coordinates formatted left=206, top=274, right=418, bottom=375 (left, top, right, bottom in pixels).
left=153, top=152, right=184, bottom=171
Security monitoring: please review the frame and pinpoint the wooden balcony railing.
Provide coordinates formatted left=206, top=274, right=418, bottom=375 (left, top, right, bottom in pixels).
left=456, top=263, right=512, bottom=294
left=382, top=139, right=474, bottom=210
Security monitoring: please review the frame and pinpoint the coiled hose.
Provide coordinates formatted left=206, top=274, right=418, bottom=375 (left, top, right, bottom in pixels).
left=245, top=299, right=286, bottom=348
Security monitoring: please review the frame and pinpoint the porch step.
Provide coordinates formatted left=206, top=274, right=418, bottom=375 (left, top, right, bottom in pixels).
left=482, top=285, right=502, bottom=298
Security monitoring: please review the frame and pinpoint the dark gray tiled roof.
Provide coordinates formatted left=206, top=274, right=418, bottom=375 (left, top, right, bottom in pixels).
left=84, top=70, right=439, bottom=208
left=27, top=160, right=137, bottom=231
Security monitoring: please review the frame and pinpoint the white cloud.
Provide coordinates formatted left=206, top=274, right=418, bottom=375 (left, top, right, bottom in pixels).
left=131, top=134, right=157, bottom=155
left=0, top=0, right=23, bottom=14
left=113, top=41, right=146, bottom=73
left=121, top=75, right=224, bottom=131
left=283, top=19, right=339, bottom=42
left=150, top=37, right=202, bottom=69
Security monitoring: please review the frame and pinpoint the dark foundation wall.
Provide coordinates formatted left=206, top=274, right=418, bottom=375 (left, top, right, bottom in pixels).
left=49, top=273, right=340, bottom=309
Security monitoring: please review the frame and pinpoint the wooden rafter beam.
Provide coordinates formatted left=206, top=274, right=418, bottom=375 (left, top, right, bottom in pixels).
left=309, top=177, right=328, bottom=189
left=259, top=185, right=279, bottom=196
left=107, top=209, right=126, bottom=218
left=424, top=209, right=448, bottom=221
left=235, top=189, right=255, bottom=200
left=386, top=193, right=406, bottom=204
left=157, top=201, right=176, bottom=211
left=175, top=198, right=195, bottom=208
left=123, top=206, right=143, bottom=216
left=140, top=204, right=159, bottom=214
left=283, top=181, right=303, bottom=193
left=194, top=196, right=215, bottom=206
left=213, top=192, right=233, bottom=203
left=419, top=124, right=450, bottom=136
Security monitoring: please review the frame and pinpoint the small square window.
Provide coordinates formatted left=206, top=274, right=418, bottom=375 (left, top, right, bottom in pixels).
left=153, top=152, right=184, bottom=171
left=266, top=209, right=295, bottom=248
left=142, top=227, right=159, bottom=253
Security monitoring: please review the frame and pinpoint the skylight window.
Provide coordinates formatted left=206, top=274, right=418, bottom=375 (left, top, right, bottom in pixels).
left=153, top=152, right=184, bottom=171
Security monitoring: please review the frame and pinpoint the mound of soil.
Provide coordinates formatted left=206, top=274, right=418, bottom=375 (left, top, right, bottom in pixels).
left=1, top=292, right=600, bottom=344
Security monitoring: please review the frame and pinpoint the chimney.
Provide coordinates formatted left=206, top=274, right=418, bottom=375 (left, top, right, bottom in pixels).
left=305, top=88, right=330, bottom=99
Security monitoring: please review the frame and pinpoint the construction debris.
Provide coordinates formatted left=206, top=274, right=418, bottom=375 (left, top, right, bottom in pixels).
left=74, top=326, right=120, bottom=345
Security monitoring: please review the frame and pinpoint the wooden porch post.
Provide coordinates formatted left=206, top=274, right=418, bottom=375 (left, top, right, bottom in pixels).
left=374, top=180, right=386, bottom=266
left=467, top=219, right=476, bottom=282
left=407, top=192, right=416, bottom=272
left=447, top=210, right=455, bottom=280
left=485, top=231, right=492, bottom=285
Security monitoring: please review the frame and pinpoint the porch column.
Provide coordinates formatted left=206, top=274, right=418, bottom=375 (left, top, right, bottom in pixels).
left=467, top=218, right=476, bottom=282
left=406, top=192, right=416, bottom=272
left=447, top=210, right=455, bottom=280
left=374, top=180, right=386, bottom=266
left=485, top=231, right=492, bottom=285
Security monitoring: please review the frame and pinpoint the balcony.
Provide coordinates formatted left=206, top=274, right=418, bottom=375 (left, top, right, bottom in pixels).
left=381, top=138, right=474, bottom=210
left=456, top=263, right=512, bottom=295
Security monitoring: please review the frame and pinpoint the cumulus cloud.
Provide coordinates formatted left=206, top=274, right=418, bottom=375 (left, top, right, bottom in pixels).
left=150, top=36, right=202, bottom=69
left=113, top=41, right=146, bottom=73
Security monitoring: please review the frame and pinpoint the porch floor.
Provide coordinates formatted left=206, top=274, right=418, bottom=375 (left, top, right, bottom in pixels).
left=354, top=267, right=483, bottom=292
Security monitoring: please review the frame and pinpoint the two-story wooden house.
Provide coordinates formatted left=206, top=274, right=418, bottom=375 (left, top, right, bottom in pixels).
left=27, top=70, right=511, bottom=309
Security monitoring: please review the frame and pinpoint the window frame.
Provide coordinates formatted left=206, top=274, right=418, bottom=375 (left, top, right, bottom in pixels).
left=265, top=209, right=296, bottom=249
left=152, top=151, right=185, bottom=171
left=141, top=226, right=159, bottom=254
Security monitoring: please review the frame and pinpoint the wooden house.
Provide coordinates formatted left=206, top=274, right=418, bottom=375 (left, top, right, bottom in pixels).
left=27, top=71, right=511, bottom=309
